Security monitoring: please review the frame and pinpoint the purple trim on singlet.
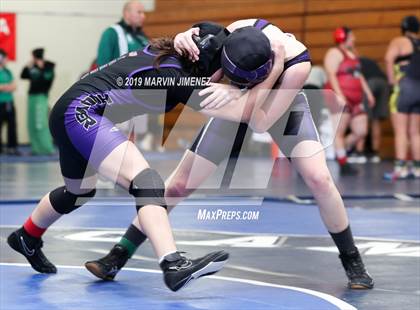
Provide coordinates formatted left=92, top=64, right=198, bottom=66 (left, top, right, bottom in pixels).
left=127, top=64, right=182, bottom=79
left=284, top=50, right=311, bottom=71
left=143, top=45, right=180, bottom=63
left=143, top=45, right=156, bottom=56
left=254, top=19, right=271, bottom=30
left=221, top=48, right=274, bottom=82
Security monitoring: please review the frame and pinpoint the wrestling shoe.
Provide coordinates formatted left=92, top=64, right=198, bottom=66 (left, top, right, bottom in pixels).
left=383, top=163, right=410, bottom=181
left=160, top=251, right=229, bottom=292
left=409, top=162, right=420, bottom=179
left=339, top=248, right=374, bottom=289
left=410, top=167, right=420, bottom=179
left=383, top=171, right=411, bottom=180
left=367, top=151, right=381, bottom=163
left=85, top=244, right=129, bottom=281
left=7, top=227, right=57, bottom=273
left=347, top=151, right=367, bottom=164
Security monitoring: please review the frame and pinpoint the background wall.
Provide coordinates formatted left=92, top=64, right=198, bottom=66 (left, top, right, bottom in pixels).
left=149, top=0, right=420, bottom=63
left=1, top=0, right=155, bottom=144
left=1, top=0, right=419, bottom=156
left=147, top=0, right=419, bottom=156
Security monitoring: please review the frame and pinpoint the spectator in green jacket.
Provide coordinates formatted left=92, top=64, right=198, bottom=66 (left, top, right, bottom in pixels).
left=97, top=0, right=155, bottom=151
left=21, top=48, right=55, bottom=155
left=97, top=0, right=148, bottom=66
left=0, top=49, right=19, bottom=156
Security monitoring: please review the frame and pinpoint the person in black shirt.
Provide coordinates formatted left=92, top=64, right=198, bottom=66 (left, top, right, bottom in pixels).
left=384, top=16, right=420, bottom=179
left=21, top=48, right=55, bottom=155
left=357, top=57, right=390, bottom=162
left=0, top=49, right=19, bottom=155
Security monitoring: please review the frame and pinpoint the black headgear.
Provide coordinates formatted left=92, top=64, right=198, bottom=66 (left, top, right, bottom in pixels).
left=221, top=26, right=273, bottom=89
left=191, top=21, right=229, bottom=76
left=401, top=15, right=419, bottom=34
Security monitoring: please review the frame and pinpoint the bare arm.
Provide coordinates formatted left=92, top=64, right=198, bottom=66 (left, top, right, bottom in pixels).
left=0, top=81, right=16, bottom=92
left=9, top=81, right=16, bottom=92
left=324, top=48, right=345, bottom=97
left=247, top=61, right=311, bottom=133
left=226, top=19, right=256, bottom=32
left=199, top=57, right=284, bottom=122
left=198, top=91, right=251, bottom=123
left=385, top=38, right=400, bottom=85
left=174, top=19, right=263, bottom=62
left=360, top=74, right=375, bottom=107
left=199, top=41, right=285, bottom=122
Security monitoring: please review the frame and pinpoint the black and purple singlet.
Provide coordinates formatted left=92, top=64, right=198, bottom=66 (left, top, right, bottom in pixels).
left=49, top=46, right=206, bottom=178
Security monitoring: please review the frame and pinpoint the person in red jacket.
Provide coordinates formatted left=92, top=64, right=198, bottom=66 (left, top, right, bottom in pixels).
left=324, top=27, right=375, bottom=175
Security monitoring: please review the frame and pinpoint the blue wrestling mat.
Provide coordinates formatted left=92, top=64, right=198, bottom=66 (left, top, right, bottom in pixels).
left=1, top=198, right=419, bottom=310
left=0, top=263, right=355, bottom=310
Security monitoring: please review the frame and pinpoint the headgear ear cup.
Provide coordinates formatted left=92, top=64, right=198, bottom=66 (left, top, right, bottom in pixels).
left=190, top=22, right=228, bottom=76
left=334, top=27, right=347, bottom=44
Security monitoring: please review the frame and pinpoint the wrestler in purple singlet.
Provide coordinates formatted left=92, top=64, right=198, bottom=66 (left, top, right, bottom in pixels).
left=49, top=45, right=209, bottom=179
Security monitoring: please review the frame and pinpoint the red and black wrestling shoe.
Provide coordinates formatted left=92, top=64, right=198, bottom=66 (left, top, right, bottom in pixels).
left=7, top=227, right=57, bottom=274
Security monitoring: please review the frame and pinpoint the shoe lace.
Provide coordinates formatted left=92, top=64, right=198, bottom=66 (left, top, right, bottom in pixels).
left=100, top=250, right=119, bottom=265
left=171, top=252, right=192, bottom=269
left=100, top=246, right=128, bottom=267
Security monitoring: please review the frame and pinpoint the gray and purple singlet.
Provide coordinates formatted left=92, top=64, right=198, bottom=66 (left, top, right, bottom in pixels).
left=49, top=46, right=206, bottom=178
left=189, top=19, right=318, bottom=164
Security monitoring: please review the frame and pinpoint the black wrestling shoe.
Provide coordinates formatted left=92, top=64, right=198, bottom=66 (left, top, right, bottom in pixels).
left=7, top=227, right=57, bottom=274
left=339, top=248, right=374, bottom=289
left=160, top=251, right=229, bottom=292
left=339, top=163, right=358, bottom=176
left=85, top=244, right=129, bottom=281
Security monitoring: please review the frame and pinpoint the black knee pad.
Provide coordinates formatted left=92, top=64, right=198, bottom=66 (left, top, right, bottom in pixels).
left=129, top=168, right=166, bottom=211
left=49, top=186, right=96, bottom=214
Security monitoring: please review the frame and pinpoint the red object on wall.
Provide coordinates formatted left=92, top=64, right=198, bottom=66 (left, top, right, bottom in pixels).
left=0, top=13, right=16, bottom=61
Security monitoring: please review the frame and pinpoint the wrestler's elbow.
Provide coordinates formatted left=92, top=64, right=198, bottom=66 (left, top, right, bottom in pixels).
left=249, top=113, right=270, bottom=133
left=252, top=122, right=270, bottom=133
left=251, top=125, right=264, bottom=134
